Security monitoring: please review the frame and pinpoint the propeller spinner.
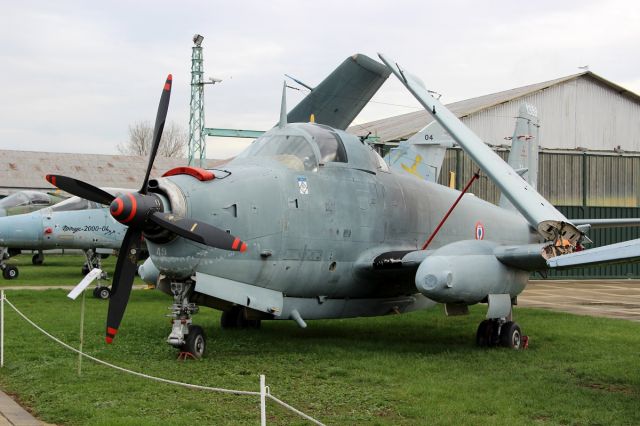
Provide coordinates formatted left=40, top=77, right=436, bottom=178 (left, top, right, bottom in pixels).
left=45, top=74, right=247, bottom=344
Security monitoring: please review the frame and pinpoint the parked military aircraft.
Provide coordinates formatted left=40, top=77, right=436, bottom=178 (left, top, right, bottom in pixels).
left=50, top=55, right=640, bottom=359
left=0, top=191, right=129, bottom=292
left=0, top=190, right=67, bottom=278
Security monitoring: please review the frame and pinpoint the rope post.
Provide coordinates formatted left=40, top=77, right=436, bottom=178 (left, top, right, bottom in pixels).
left=1, top=289, right=4, bottom=368
left=78, top=289, right=86, bottom=376
left=260, top=374, right=266, bottom=426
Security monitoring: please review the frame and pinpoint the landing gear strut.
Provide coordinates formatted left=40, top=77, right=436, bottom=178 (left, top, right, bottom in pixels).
left=166, top=281, right=205, bottom=358
left=476, top=319, right=524, bottom=349
left=32, top=251, right=44, bottom=265
left=82, top=249, right=110, bottom=298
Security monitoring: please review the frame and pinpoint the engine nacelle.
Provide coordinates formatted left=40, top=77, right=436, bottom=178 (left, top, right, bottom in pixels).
left=415, top=240, right=529, bottom=304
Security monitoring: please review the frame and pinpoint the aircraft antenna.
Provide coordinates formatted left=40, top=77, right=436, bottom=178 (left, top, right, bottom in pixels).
left=188, top=34, right=206, bottom=168
left=279, top=81, right=288, bottom=128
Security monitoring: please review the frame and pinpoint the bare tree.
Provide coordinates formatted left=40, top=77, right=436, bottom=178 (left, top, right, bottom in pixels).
left=117, top=121, right=188, bottom=157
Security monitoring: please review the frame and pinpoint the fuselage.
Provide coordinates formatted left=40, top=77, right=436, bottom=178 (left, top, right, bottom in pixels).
left=147, top=123, right=539, bottom=300
left=0, top=192, right=128, bottom=251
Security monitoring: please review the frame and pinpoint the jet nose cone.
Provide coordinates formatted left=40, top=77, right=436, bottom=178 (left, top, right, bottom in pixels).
left=0, top=213, right=42, bottom=246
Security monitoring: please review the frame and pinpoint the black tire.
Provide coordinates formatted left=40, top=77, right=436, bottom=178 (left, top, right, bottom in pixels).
left=81, top=264, right=90, bottom=276
left=220, top=309, right=235, bottom=329
left=92, top=286, right=101, bottom=298
left=500, top=321, right=523, bottom=349
left=182, top=325, right=206, bottom=359
left=2, top=265, right=18, bottom=280
left=96, top=286, right=111, bottom=300
left=476, top=319, right=493, bottom=347
left=32, top=253, right=44, bottom=265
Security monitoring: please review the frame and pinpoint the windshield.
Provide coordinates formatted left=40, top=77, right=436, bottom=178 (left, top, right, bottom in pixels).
left=50, top=197, right=102, bottom=212
left=0, top=193, right=30, bottom=209
left=242, top=134, right=318, bottom=171
left=303, top=124, right=347, bottom=164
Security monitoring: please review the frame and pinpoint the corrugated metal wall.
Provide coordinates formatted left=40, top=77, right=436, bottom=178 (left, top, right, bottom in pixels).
left=459, top=75, right=640, bottom=152
left=439, top=149, right=640, bottom=208
left=437, top=149, right=640, bottom=278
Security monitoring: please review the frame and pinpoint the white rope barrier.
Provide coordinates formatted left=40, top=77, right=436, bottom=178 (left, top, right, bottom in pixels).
left=2, top=295, right=325, bottom=425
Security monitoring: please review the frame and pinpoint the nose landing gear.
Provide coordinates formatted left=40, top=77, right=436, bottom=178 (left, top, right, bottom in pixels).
left=476, top=319, right=527, bottom=349
left=166, top=281, right=206, bottom=359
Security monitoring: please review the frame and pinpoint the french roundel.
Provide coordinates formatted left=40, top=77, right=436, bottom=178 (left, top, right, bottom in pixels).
left=475, top=222, right=485, bottom=240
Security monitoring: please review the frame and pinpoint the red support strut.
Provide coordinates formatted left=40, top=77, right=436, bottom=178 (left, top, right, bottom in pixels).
left=421, top=169, right=480, bottom=250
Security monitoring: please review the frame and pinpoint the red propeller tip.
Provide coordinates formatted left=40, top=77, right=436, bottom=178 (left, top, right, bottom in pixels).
left=105, top=336, right=113, bottom=344
left=46, top=175, right=56, bottom=185
left=164, top=75, right=173, bottom=91
left=240, top=242, right=247, bottom=253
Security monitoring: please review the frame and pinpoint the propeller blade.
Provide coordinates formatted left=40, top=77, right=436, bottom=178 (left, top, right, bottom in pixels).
left=45, top=175, right=115, bottom=206
left=150, top=211, right=247, bottom=252
left=105, top=227, right=142, bottom=344
left=140, top=74, right=173, bottom=194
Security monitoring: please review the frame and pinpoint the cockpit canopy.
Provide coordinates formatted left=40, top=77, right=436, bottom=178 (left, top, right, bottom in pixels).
left=0, top=191, right=52, bottom=209
left=234, top=122, right=387, bottom=173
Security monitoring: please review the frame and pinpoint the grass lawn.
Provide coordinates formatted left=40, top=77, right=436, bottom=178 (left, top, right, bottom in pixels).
left=1, top=254, right=144, bottom=286
left=0, top=289, right=638, bottom=425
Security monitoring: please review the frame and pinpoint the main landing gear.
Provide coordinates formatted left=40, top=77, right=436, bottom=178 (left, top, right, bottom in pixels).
left=221, top=306, right=261, bottom=329
left=476, top=319, right=526, bottom=349
left=166, top=281, right=206, bottom=359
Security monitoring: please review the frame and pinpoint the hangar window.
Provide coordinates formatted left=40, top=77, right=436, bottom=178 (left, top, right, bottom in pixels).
left=243, top=134, right=318, bottom=171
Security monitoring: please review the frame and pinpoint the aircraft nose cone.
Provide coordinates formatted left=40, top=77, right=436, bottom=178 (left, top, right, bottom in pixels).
left=0, top=213, right=42, bottom=246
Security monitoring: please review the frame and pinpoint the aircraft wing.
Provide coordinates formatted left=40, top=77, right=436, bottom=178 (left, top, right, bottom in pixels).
left=571, top=218, right=640, bottom=229
left=378, top=53, right=582, bottom=246
left=287, top=54, right=391, bottom=130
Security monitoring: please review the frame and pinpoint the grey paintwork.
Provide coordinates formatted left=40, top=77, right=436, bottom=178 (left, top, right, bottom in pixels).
left=144, top=121, right=538, bottom=319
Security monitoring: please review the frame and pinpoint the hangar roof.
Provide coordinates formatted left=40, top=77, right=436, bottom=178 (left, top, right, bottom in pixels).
left=350, top=71, right=640, bottom=143
left=0, top=150, right=227, bottom=196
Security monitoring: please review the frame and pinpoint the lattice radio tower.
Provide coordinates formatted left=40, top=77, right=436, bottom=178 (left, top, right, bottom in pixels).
left=188, top=34, right=206, bottom=168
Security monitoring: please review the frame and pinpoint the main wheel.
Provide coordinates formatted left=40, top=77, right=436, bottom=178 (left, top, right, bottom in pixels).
left=32, top=253, right=44, bottom=265
left=221, top=307, right=261, bottom=329
left=499, top=321, right=522, bottom=349
left=94, top=286, right=111, bottom=300
left=2, top=265, right=18, bottom=280
left=476, top=319, right=493, bottom=347
left=182, top=325, right=206, bottom=359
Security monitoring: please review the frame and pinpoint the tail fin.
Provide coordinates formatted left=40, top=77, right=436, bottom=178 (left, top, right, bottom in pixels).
left=384, top=120, right=454, bottom=183
left=499, top=103, right=540, bottom=210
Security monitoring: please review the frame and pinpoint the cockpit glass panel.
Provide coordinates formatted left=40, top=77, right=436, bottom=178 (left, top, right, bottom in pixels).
left=370, top=149, right=390, bottom=172
left=0, top=193, right=30, bottom=208
left=303, top=125, right=347, bottom=164
left=242, top=134, right=318, bottom=171
left=26, top=192, right=51, bottom=205
left=50, top=197, right=91, bottom=212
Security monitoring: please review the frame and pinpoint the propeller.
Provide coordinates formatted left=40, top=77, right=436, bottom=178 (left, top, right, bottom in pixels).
left=46, top=74, right=247, bottom=344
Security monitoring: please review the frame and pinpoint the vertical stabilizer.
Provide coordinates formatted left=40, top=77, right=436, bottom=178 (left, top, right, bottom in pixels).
left=499, top=104, right=540, bottom=210
left=384, top=121, right=454, bottom=183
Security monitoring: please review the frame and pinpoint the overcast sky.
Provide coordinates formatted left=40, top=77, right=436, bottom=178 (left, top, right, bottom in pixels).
left=2, top=0, right=639, bottom=159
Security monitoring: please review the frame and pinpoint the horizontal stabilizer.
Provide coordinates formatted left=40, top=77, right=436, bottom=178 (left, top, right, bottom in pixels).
left=287, top=54, right=391, bottom=130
